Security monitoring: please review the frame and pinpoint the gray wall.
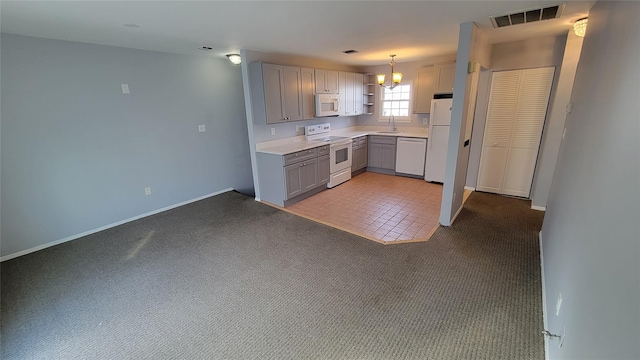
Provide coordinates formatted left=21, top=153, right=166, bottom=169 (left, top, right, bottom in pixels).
left=465, top=68, right=491, bottom=188
left=530, top=32, right=583, bottom=209
left=541, top=1, right=640, bottom=359
left=1, top=34, right=254, bottom=258
left=465, top=34, right=567, bottom=193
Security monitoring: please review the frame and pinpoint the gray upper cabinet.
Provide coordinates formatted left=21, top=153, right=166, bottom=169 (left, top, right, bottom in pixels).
left=434, top=62, right=456, bottom=94
left=354, top=73, right=364, bottom=115
left=315, top=69, right=339, bottom=94
left=250, top=63, right=303, bottom=124
left=301, top=68, right=316, bottom=120
left=282, top=66, right=303, bottom=121
left=339, top=72, right=365, bottom=116
left=413, top=66, right=435, bottom=113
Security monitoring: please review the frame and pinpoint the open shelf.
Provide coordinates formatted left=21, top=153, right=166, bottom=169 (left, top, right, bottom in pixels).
left=363, top=74, right=376, bottom=116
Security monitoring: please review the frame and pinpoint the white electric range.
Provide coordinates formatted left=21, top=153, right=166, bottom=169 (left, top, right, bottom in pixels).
left=305, top=124, right=353, bottom=188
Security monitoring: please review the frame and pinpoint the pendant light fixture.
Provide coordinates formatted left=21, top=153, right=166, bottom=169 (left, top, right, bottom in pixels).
left=377, top=55, right=403, bottom=90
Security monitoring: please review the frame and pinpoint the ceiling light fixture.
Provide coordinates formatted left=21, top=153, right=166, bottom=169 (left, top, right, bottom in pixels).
left=377, top=55, right=402, bottom=90
left=226, top=54, right=242, bottom=65
left=573, top=17, right=588, bottom=37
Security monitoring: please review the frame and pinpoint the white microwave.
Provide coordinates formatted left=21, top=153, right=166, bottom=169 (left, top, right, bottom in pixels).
left=315, top=94, right=340, bottom=117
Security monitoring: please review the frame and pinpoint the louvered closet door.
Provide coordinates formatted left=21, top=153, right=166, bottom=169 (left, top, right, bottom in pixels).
left=477, top=71, right=521, bottom=194
left=477, top=67, right=555, bottom=197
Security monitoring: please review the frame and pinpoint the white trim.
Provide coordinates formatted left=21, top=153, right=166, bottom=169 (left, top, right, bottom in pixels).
left=440, top=203, right=464, bottom=227
left=254, top=196, right=261, bottom=202
left=378, top=81, right=413, bottom=122
left=0, top=188, right=234, bottom=262
left=464, top=186, right=476, bottom=191
left=540, top=231, right=550, bottom=360
left=532, top=205, right=546, bottom=211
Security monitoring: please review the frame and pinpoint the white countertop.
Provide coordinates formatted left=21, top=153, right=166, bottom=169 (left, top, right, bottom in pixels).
left=256, top=126, right=429, bottom=155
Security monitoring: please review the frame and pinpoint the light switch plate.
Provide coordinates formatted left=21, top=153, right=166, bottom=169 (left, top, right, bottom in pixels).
left=121, top=84, right=130, bottom=94
left=198, top=125, right=206, bottom=133
left=271, top=128, right=276, bottom=135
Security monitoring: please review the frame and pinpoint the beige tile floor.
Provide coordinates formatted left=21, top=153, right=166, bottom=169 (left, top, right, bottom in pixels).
left=281, top=172, right=447, bottom=244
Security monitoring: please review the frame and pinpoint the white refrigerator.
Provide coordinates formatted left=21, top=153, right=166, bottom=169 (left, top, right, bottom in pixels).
left=425, top=98, right=452, bottom=183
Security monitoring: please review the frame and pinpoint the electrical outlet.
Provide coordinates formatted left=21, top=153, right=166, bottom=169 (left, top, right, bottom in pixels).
left=347, top=118, right=351, bottom=125
left=144, top=187, right=151, bottom=195
left=295, top=125, right=299, bottom=132
left=121, top=84, right=130, bottom=94
left=423, top=117, right=428, bottom=125
left=198, top=125, right=206, bottom=133
left=556, top=293, right=563, bottom=316
left=271, top=128, right=276, bottom=135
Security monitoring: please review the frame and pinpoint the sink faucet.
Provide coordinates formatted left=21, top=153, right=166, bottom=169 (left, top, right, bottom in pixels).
left=389, top=115, right=397, bottom=132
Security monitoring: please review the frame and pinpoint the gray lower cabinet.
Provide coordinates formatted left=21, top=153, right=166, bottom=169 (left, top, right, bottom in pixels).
left=256, top=147, right=327, bottom=207
left=352, top=136, right=368, bottom=172
left=318, top=154, right=330, bottom=185
left=367, top=136, right=396, bottom=173
left=285, top=157, right=318, bottom=199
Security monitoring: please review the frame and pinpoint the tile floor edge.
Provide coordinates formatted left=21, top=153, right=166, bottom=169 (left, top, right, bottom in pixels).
left=261, top=200, right=436, bottom=245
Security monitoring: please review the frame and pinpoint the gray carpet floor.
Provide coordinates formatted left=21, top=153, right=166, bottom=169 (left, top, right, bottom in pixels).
left=1, top=191, right=545, bottom=359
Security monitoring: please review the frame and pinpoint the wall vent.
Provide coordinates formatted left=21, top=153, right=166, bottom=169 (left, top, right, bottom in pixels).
left=490, top=4, right=565, bottom=28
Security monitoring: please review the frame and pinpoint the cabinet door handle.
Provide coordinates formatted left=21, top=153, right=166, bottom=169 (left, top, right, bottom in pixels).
left=299, top=164, right=303, bottom=167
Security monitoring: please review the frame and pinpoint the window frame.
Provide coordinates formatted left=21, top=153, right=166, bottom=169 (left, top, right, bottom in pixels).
left=378, top=82, right=413, bottom=123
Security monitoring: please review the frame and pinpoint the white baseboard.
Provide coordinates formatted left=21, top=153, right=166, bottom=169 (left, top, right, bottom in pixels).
left=532, top=205, right=546, bottom=211
left=0, top=188, right=234, bottom=262
left=539, top=231, right=550, bottom=360
left=440, top=203, right=464, bottom=227
left=464, top=186, right=476, bottom=191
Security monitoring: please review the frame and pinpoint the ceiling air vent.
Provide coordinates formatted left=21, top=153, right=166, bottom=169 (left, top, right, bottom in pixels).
left=490, top=3, right=565, bottom=28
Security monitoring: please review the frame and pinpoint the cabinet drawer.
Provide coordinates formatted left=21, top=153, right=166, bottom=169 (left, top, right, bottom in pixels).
left=284, top=148, right=317, bottom=166
left=358, top=136, right=367, bottom=145
left=368, top=135, right=396, bottom=145
left=317, top=145, right=330, bottom=156
left=352, top=139, right=359, bottom=149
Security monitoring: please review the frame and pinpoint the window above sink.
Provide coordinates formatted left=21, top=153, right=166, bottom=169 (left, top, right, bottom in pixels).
left=379, top=83, right=412, bottom=123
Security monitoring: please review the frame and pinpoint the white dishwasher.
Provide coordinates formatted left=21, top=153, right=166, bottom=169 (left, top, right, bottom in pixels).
left=395, top=137, right=427, bottom=176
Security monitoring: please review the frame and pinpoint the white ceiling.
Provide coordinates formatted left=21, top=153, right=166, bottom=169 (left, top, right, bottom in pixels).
left=0, top=1, right=594, bottom=66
